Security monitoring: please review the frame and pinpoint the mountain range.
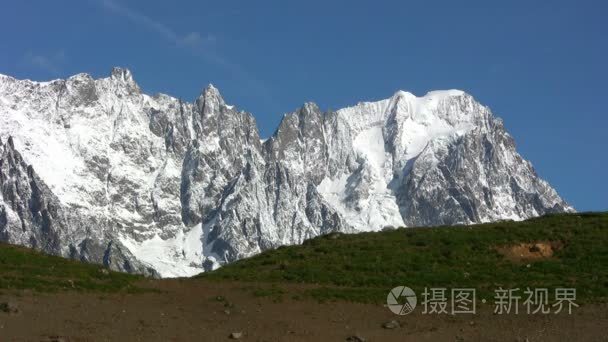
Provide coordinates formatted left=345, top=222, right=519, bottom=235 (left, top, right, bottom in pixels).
left=0, top=68, right=573, bottom=277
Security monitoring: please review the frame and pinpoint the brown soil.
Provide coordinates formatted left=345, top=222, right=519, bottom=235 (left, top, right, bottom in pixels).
left=496, top=241, right=563, bottom=263
left=0, top=279, right=606, bottom=341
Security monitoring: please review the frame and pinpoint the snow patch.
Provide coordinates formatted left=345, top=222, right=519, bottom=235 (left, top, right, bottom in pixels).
left=119, top=224, right=204, bottom=278
left=353, top=125, right=388, bottom=171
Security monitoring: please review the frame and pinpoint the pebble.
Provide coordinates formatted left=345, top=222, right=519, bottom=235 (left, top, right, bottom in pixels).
left=229, top=332, right=243, bottom=339
left=0, top=302, right=19, bottom=314
left=382, top=320, right=400, bottom=329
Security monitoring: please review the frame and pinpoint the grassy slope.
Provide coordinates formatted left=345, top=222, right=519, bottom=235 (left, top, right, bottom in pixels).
left=201, top=212, right=608, bottom=303
left=1, top=212, right=606, bottom=303
left=0, top=243, right=145, bottom=293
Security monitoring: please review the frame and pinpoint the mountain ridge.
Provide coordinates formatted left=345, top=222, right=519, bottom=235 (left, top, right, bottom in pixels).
left=0, top=67, right=573, bottom=277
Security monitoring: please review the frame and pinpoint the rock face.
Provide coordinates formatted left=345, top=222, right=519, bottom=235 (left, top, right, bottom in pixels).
left=0, top=68, right=573, bottom=277
left=0, top=136, right=156, bottom=276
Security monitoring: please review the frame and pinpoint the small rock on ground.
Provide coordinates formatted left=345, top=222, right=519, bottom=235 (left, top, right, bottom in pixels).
left=0, top=302, right=19, bottom=314
left=229, top=332, right=243, bottom=339
left=382, top=320, right=400, bottom=329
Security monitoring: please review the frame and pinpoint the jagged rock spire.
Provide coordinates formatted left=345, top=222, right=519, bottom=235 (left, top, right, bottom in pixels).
left=110, top=66, right=140, bottom=94
left=196, top=83, right=226, bottom=115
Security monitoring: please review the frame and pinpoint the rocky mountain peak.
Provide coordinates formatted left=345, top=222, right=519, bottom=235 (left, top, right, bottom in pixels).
left=0, top=69, right=574, bottom=278
left=111, top=66, right=134, bottom=82
left=301, top=102, right=320, bottom=114
left=391, top=89, right=416, bottom=100
left=110, top=66, right=140, bottom=93
left=195, top=83, right=226, bottom=115
left=202, top=83, right=222, bottom=98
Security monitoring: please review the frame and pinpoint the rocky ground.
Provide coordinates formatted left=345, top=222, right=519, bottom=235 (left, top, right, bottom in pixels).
left=0, top=279, right=606, bottom=342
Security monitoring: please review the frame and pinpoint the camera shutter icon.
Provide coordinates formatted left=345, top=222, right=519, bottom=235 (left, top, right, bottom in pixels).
left=387, top=286, right=417, bottom=315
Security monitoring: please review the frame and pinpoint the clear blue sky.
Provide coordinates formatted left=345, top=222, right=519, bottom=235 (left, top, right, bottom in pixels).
left=0, top=0, right=606, bottom=211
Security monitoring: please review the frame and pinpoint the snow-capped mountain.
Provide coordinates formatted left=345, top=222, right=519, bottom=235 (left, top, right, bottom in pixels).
left=0, top=68, right=573, bottom=277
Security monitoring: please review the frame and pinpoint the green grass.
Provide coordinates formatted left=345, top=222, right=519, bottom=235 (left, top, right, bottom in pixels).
left=2, top=212, right=606, bottom=301
left=0, top=243, right=147, bottom=293
left=200, top=212, right=608, bottom=303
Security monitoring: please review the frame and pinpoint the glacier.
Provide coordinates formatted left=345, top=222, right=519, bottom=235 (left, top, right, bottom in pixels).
left=0, top=68, right=573, bottom=277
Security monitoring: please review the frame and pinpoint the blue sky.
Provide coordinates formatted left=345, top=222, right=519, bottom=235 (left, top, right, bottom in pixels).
left=0, top=0, right=606, bottom=211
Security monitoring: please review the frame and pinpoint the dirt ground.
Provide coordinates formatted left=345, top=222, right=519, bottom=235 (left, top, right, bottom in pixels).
left=495, top=241, right=563, bottom=263
left=0, top=279, right=606, bottom=342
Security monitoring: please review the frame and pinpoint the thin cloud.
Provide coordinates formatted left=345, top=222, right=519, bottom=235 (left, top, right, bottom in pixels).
left=97, top=0, right=275, bottom=108
left=99, top=0, right=223, bottom=66
left=100, top=0, right=178, bottom=42
left=179, top=32, right=217, bottom=50
left=24, top=50, right=66, bottom=75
